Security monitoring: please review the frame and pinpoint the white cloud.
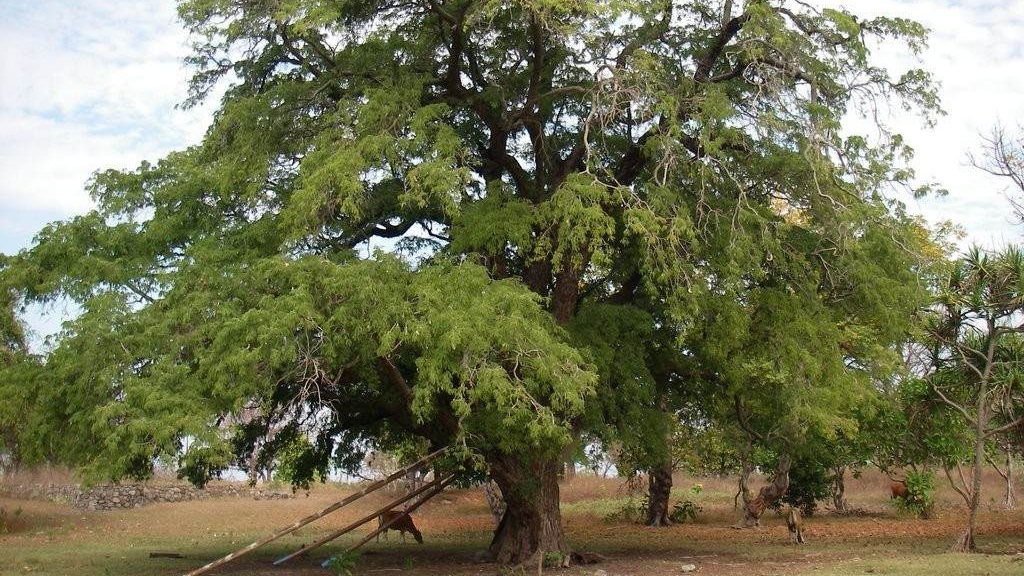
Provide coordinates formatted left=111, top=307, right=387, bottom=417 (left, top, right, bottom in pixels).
left=834, top=0, right=1024, bottom=248
left=0, top=0, right=212, bottom=220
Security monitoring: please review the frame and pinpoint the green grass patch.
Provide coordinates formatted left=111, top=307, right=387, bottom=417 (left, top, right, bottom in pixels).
left=561, top=496, right=636, bottom=518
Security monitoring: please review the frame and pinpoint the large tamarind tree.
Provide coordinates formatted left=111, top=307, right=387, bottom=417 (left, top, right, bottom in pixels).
left=2, top=0, right=941, bottom=565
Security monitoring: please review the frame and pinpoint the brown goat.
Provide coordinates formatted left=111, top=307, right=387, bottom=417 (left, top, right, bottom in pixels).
left=786, top=507, right=805, bottom=544
left=377, top=510, right=423, bottom=544
left=890, top=480, right=909, bottom=500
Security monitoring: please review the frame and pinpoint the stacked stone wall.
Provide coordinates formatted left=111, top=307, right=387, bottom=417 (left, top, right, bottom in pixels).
left=0, top=481, right=293, bottom=510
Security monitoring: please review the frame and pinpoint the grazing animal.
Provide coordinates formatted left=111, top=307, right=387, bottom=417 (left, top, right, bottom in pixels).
left=786, top=507, right=805, bottom=544
left=890, top=479, right=909, bottom=500
left=377, top=510, right=423, bottom=544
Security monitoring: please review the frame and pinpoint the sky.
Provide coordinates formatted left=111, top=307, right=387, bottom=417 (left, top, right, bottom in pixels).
left=1, top=0, right=1023, bottom=339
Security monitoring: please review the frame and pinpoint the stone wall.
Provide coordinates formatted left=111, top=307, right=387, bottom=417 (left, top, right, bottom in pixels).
left=0, top=481, right=293, bottom=510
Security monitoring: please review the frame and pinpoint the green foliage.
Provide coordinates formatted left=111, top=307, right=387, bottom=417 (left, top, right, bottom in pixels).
left=899, top=246, right=1024, bottom=547
left=177, top=444, right=231, bottom=488
left=598, top=481, right=649, bottom=524
left=272, top=433, right=327, bottom=490
left=603, top=497, right=645, bottom=525
left=16, top=256, right=595, bottom=485
left=892, top=470, right=936, bottom=520
left=669, top=500, right=702, bottom=523
left=542, top=550, right=568, bottom=568
left=0, top=283, right=38, bottom=472
left=671, top=418, right=740, bottom=477
left=325, top=551, right=361, bottom=576
left=0, top=286, right=25, bottom=363
left=775, top=457, right=832, bottom=516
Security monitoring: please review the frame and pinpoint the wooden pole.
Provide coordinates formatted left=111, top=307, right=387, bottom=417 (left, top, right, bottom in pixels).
left=182, top=447, right=446, bottom=576
left=274, top=474, right=450, bottom=566
left=341, top=474, right=455, bottom=555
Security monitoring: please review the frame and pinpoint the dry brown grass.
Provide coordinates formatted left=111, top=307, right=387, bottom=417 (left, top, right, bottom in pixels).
left=0, top=466, right=78, bottom=487
left=1, top=467, right=1023, bottom=576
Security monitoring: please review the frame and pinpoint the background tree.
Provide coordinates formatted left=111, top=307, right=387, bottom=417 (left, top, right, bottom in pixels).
left=968, top=126, right=1024, bottom=512
left=0, top=283, right=27, bottom=473
left=971, top=126, right=1024, bottom=221
left=0, top=269, right=44, bottom=475
left=924, top=247, right=1024, bottom=551
left=985, top=436, right=1019, bottom=510
left=1, top=0, right=940, bottom=564
left=694, top=208, right=931, bottom=527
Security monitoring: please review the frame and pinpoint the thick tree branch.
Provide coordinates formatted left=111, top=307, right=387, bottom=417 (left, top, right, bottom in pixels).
left=694, top=12, right=751, bottom=83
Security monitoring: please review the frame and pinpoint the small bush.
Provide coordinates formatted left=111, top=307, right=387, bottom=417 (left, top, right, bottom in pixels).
left=893, top=470, right=935, bottom=519
left=775, top=461, right=831, bottom=516
left=602, top=496, right=645, bottom=523
left=670, top=499, right=702, bottom=523
left=325, top=551, right=361, bottom=576
left=542, top=550, right=568, bottom=567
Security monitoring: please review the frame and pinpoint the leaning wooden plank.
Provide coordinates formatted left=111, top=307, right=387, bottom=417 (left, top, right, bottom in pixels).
left=182, top=447, right=447, bottom=576
left=342, top=474, right=456, bottom=555
left=273, top=474, right=448, bottom=566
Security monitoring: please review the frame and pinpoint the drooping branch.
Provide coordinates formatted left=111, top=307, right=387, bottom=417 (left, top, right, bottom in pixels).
left=942, top=464, right=972, bottom=506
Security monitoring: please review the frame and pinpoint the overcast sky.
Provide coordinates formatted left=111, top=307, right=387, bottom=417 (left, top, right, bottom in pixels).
left=1, top=0, right=1023, bottom=337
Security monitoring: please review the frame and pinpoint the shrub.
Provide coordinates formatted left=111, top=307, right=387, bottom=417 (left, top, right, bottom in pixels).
left=325, top=551, right=360, bottom=576
left=670, top=500, right=702, bottom=523
left=774, top=460, right=831, bottom=516
left=893, top=470, right=935, bottom=519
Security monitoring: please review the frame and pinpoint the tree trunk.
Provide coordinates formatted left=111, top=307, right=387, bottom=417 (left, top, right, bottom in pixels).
left=953, top=392, right=987, bottom=553
left=483, top=481, right=507, bottom=526
left=645, top=457, right=674, bottom=526
left=739, top=455, right=791, bottom=528
left=1004, top=450, right=1015, bottom=510
left=735, top=441, right=754, bottom=510
left=563, top=461, right=577, bottom=480
left=487, top=453, right=571, bottom=566
left=831, top=465, right=848, bottom=512
left=562, top=442, right=577, bottom=481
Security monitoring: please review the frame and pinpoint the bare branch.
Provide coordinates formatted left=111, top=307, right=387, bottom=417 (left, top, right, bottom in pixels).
left=984, top=416, right=1024, bottom=440
left=942, top=465, right=971, bottom=506
left=932, top=384, right=978, bottom=429
left=984, top=451, right=1010, bottom=482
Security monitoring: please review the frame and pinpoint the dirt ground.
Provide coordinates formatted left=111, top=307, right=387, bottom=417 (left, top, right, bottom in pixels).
left=2, top=469, right=1024, bottom=576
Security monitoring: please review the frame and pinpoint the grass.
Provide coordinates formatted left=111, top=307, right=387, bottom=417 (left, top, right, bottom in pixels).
left=1, top=469, right=1022, bottom=575
left=561, top=496, right=636, bottom=518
